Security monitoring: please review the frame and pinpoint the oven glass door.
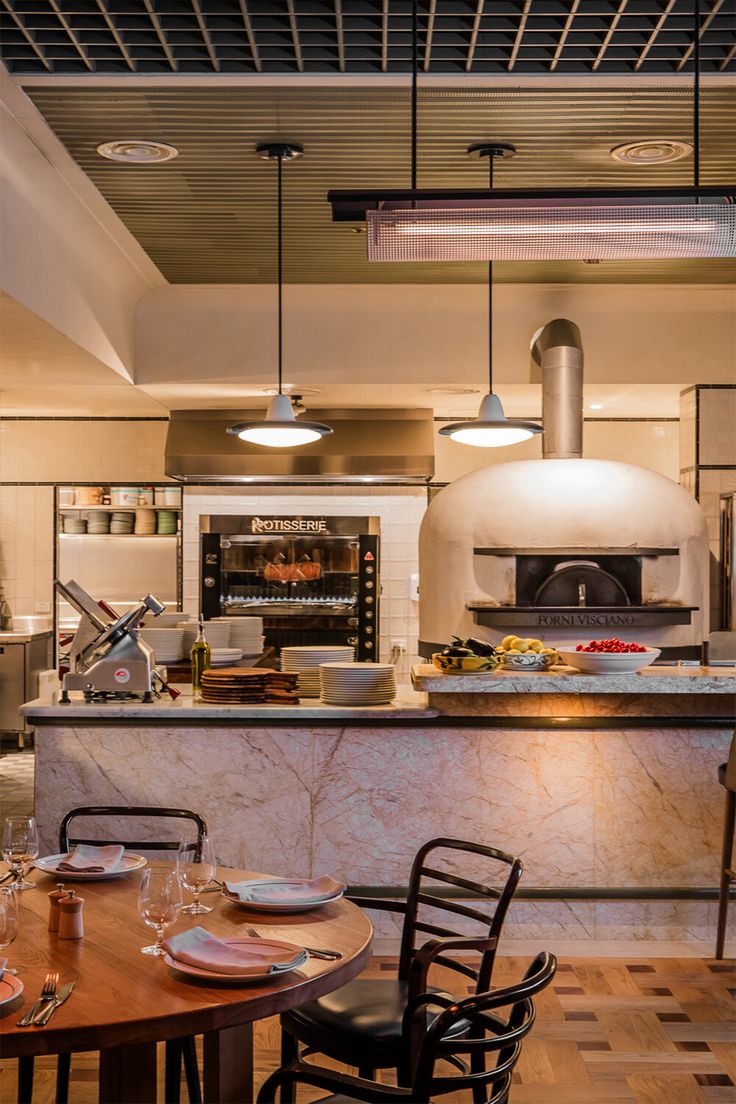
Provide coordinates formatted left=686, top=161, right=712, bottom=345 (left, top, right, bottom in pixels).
left=220, top=535, right=360, bottom=616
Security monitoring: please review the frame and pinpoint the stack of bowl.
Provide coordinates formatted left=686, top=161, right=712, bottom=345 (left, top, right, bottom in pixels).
left=212, top=617, right=264, bottom=658
left=110, top=511, right=135, bottom=534
left=135, top=508, right=157, bottom=535
left=156, top=510, right=178, bottom=535
left=179, top=620, right=232, bottom=654
left=62, top=517, right=87, bottom=534
left=138, top=627, right=185, bottom=663
left=86, top=511, right=111, bottom=535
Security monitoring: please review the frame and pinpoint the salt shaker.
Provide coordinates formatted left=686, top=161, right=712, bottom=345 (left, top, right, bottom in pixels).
left=48, top=883, right=68, bottom=933
left=58, top=890, right=84, bottom=940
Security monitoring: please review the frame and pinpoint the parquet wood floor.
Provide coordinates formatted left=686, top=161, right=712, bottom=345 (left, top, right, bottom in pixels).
left=2, top=955, right=734, bottom=1104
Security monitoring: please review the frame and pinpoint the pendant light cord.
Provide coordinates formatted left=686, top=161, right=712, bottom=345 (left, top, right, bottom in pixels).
left=488, top=155, right=494, bottom=394
left=411, top=0, right=418, bottom=191
left=277, top=151, right=283, bottom=395
left=693, top=0, right=700, bottom=190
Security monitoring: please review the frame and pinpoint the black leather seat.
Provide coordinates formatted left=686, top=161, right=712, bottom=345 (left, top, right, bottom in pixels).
left=280, top=837, right=523, bottom=1092
left=262, top=953, right=557, bottom=1104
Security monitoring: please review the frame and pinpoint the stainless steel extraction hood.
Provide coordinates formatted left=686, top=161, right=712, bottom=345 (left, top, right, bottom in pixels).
left=165, top=408, right=435, bottom=483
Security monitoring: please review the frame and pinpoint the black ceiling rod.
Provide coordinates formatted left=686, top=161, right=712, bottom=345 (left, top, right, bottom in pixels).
left=411, top=0, right=418, bottom=192
left=693, top=0, right=701, bottom=191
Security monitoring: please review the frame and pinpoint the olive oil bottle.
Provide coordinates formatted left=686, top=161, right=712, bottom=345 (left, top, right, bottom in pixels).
left=190, top=619, right=211, bottom=699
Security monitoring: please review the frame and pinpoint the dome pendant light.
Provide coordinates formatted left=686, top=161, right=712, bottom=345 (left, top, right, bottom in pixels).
left=228, top=144, right=332, bottom=449
left=440, top=145, right=543, bottom=448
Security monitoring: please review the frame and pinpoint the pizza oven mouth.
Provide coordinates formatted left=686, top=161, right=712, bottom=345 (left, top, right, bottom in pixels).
left=464, top=548, right=698, bottom=634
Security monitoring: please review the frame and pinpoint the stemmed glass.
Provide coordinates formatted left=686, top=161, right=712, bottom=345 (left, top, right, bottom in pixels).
left=138, top=869, right=182, bottom=956
left=0, top=888, right=19, bottom=968
left=1, top=816, right=39, bottom=891
left=177, top=836, right=216, bottom=915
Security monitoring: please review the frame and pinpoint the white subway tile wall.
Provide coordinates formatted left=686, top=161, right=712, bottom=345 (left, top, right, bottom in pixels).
left=698, top=389, right=736, bottom=467
left=679, top=386, right=736, bottom=629
left=0, top=485, right=54, bottom=615
left=182, top=487, right=426, bottom=679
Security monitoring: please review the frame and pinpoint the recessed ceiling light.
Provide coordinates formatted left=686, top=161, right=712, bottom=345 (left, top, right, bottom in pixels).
left=609, top=140, right=692, bottom=166
left=428, top=387, right=482, bottom=395
left=589, top=403, right=604, bottom=410
left=97, top=140, right=179, bottom=164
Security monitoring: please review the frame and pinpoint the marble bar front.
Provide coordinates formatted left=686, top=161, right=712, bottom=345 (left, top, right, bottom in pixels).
left=23, top=666, right=736, bottom=947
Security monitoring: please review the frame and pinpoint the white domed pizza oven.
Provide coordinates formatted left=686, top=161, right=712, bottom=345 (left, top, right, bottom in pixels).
left=419, top=320, right=709, bottom=660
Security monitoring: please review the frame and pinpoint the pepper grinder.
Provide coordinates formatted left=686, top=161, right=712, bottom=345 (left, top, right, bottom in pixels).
left=58, top=890, right=84, bottom=940
left=48, top=883, right=69, bottom=933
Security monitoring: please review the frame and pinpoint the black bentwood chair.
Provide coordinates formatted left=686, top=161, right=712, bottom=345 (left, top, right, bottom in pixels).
left=17, top=806, right=208, bottom=1104
left=260, top=951, right=556, bottom=1104
left=715, top=733, right=736, bottom=959
left=279, top=838, right=523, bottom=1098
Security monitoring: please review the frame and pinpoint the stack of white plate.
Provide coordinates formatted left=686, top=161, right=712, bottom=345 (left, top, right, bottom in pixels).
left=86, top=510, right=111, bottom=534
left=150, top=611, right=192, bottom=627
left=135, top=508, right=157, bottom=535
left=138, top=628, right=185, bottom=663
left=320, top=662, right=396, bottom=705
left=281, top=646, right=355, bottom=698
left=209, top=647, right=245, bottom=667
left=179, top=621, right=231, bottom=652
left=212, top=617, right=265, bottom=657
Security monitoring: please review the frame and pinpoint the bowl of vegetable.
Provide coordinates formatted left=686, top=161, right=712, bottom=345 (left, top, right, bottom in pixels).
left=556, top=638, right=660, bottom=675
left=432, top=637, right=500, bottom=674
left=496, top=636, right=559, bottom=671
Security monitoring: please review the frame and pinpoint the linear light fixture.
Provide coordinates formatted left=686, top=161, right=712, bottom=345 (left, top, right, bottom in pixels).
left=228, top=144, right=332, bottom=449
left=328, top=1, right=735, bottom=262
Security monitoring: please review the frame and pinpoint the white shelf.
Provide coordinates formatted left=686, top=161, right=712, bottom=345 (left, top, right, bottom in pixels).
left=58, top=505, right=181, bottom=512
left=59, top=532, right=178, bottom=539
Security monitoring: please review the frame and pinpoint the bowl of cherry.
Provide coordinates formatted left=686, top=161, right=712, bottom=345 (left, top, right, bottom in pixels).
left=556, top=638, right=661, bottom=675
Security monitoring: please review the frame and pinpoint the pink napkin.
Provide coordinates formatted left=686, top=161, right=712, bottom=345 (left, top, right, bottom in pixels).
left=163, top=927, right=307, bottom=975
left=57, top=844, right=125, bottom=873
left=223, top=874, right=345, bottom=905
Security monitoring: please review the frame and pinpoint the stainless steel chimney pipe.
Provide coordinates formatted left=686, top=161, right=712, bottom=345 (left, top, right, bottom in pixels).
left=530, top=318, right=584, bottom=459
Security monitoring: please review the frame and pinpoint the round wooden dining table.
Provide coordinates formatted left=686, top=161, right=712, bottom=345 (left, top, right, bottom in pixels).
left=0, top=863, right=373, bottom=1103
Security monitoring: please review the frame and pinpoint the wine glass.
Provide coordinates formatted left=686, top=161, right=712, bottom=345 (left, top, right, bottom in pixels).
left=0, top=888, right=18, bottom=967
left=176, top=836, right=216, bottom=915
left=1, top=816, right=39, bottom=891
left=138, top=869, right=182, bottom=956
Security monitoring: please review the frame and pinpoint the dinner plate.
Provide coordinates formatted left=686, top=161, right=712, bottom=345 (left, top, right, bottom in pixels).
left=164, top=937, right=308, bottom=982
left=36, top=852, right=148, bottom=881
left=221, top=882, right=345, bottom=914
left=0, top=974, right=24, bottom=1007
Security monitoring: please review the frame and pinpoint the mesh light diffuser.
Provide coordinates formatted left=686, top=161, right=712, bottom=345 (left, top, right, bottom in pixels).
left=365, top=199, right=736, bottom=262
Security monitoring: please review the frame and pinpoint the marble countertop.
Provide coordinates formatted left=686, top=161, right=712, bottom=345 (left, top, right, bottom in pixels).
left=412, top=663, right=736, bottom=695
left=21, top=687, right=436, bottom=721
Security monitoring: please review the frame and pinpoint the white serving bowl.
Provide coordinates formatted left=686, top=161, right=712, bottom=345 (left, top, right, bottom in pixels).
left=556, top=647, right=661, bottom=675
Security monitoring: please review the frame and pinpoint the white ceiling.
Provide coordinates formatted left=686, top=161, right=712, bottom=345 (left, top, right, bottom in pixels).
left=0, top=291, right=685, bottom=420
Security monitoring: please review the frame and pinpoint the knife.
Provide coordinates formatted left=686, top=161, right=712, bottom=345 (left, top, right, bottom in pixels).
left=32, top=981, right=75, bottom=1027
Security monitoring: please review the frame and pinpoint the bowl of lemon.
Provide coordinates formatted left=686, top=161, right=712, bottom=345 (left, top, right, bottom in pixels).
left=497, top=636, right=559, bottom=671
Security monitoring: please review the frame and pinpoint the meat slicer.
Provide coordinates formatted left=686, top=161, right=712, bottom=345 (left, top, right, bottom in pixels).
left=55, top=578, right=177, bottom=702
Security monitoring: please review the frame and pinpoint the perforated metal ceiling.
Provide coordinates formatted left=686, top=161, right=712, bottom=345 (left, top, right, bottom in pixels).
left=26, top=83, right=736, bottom=283
left=2, top=0, right=735, bottom=75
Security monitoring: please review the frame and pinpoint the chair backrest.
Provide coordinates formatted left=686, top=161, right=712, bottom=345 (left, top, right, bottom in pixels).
left=725, top=731, right=736, bottom=793
left=59, top=805, right=208, bottom=853
left=408, top=951, right=557, bottom=1103
left=398, top=837, right=523, bottom=992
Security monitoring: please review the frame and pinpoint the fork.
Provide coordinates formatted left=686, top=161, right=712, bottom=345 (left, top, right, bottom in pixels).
left=17, top=972, right=58, bottom=1027
left=246, top=927, right=342, bottom=961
